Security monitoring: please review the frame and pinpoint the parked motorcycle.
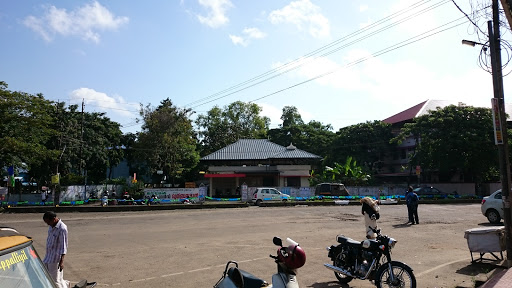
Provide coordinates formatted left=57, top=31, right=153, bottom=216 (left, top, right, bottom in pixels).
left=324, top=227, right=416, bottom=288
left=213, top=236, right=306, bottom=288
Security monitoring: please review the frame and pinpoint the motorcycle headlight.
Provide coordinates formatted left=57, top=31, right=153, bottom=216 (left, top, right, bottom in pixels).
left=388, top=238, right=397, bottom=249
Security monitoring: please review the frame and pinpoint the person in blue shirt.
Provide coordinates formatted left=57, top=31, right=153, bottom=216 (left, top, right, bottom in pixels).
left=406, top=186, right=419, bottom=225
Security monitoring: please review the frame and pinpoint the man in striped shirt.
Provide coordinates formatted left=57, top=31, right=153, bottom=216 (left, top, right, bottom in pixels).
left=43, top=211, right=70, bottom=288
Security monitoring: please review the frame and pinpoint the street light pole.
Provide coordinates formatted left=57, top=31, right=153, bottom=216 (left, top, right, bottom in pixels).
left=489, top=0, right=512, bottom=267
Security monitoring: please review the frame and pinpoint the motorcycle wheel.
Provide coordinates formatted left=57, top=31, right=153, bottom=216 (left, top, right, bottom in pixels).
left=333, top=252, right=353, bottom=284
left=375, top=261, right=416, bottom=288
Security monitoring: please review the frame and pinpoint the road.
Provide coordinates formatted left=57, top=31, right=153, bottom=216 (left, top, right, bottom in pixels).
left=1, top=203, right=498, bottom=288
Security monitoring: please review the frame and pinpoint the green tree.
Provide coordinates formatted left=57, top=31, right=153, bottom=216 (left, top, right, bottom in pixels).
left=135, top=98, right=199, bottom=185
left=196, top=101, right=270, bottom=155
left=37, top=102, right=125, bottom=185
left=327, top=121, right=394, bottom=175
left=310, top=157, right=369, bottom=186
left=81, top=111, right=125, bottom=183
left=268, top=106, right=335, bottom=157
left=0, top=82, right=59, bottom=179
left=394, top=105, right=499, bottom=182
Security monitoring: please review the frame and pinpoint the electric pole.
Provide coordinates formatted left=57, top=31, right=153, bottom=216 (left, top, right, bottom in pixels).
left=79, top=98, right=84, bottom=175
left=489, top=0, right=512, bottom=267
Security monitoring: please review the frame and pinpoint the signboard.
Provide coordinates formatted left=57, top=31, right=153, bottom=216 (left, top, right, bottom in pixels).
left=51, top=174, right=60, bottom=185
left=241, top=183, right=248, bottom=202
left=198, top=185, right=207, bottom=203
left=416, top=165, right=421, bottom=176
left=491, top=98, right=504, bottom=145
left=185, top=182, right=196, bottom=188
left=144, top=188, right=200, bottom=200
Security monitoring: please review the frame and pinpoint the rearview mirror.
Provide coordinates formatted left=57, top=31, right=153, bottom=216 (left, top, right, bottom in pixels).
left=273, top=236, right=282, bottom=247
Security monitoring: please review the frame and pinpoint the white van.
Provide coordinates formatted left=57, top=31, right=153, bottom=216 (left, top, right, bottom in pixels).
left=252, top=187, right=290, bottom=206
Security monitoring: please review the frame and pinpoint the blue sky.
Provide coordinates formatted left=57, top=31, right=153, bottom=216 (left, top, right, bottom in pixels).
left=1, top=0, right=511, bottom=134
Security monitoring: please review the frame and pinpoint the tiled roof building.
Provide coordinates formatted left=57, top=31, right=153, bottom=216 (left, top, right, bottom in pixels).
left=200, top=139, right=321, bottom=197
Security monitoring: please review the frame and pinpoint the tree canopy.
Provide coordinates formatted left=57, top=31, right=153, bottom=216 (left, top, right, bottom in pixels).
left=0, top=82, right=126, bottom=186
left=327, top=120, right=395, bottom=176
left=0, top=82, right=59, bottom=180
left=394, top=105, right=500, bottom=182
left=269, top=106, right=335, bottom=157
left=135, top=98, right=199, bottom=185
left=195, top=101, right=270, bottom=155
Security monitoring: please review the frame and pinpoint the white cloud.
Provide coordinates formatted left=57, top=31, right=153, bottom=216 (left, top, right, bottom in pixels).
left=23, top=1, right=129, bottom=43
left=230, top=27, right=266, bottom=46
left=257, top=102, right=282, bottom=127
left=360, top=5, right=369, bottom=12
left=258, top=102, right=314, bottom=129
left=268, top=0, right=330, bottom=38
left=70, top=88, right=137, bottom=119
left=243, top=27, right=266, bottom=39
left=277, top=48, right=495, bottom=114
left=197, top=0, right=233, bottom=28
left=229, top=34, right=247, bottom=46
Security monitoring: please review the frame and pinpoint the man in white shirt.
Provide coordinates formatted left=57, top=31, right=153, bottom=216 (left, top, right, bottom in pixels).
left=43, top=211, right=70, bottom=288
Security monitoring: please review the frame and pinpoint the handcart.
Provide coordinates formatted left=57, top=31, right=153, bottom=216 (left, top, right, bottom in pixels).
left=464, top=226, right=506, bottom=263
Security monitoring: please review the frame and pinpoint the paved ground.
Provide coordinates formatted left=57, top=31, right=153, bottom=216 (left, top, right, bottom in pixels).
left=1, top=203, right=505, bottom=288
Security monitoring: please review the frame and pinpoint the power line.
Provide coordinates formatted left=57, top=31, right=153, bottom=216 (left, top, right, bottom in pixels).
left=185, top=0, right=452, bottom=109
left=196, top=16, right=469, bottom=107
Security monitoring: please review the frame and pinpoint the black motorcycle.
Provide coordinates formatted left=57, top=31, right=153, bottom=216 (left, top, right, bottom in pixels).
left=324, top=227, right=416, bottom=288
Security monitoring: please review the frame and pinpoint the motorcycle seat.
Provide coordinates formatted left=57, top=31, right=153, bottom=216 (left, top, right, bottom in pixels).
left=336, top=235, right=361, bottom=246
left=228, top=267, right=267, bottom=288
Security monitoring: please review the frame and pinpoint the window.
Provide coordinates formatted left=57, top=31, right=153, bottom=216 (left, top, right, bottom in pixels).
left=286, top=177, right=300, bottom=187
left=0, top=244, right=55, bottom=288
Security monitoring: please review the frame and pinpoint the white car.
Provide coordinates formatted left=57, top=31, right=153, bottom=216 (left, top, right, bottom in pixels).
left=481, top=190, right=504, bottom=224
left=252, top=187, right=290, bottom=206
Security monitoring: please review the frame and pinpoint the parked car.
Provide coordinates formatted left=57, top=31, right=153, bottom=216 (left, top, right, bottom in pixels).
left=481, top=189, right=504, bottom=224
left=315, top=183, right=350, bottom=197
left=252, top=187, right=290, bottom=206
left=412, top=186, right=457, bottom=197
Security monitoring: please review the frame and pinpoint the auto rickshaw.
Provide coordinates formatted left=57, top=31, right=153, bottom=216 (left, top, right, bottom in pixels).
left=0, top=227, right=95, bottom=287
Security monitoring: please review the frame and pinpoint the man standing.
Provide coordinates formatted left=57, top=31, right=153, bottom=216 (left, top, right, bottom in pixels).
left=360, top=197, right=380, bottom=239
left=43, top=211, right=70, bottom=288
left=41, top=191, right=47, bottom=205
left=406, top=186, right=420, bottom=224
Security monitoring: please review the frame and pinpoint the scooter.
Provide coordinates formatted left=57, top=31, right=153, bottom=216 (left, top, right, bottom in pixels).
left=213, top=236, right=306, bottom=288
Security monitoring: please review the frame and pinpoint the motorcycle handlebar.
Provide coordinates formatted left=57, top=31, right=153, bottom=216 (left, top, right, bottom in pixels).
left=369, top=226, right=381, bottom=234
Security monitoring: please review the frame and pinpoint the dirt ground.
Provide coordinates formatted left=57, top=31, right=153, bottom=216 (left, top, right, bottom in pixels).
left=1, top=203, right=507, bottom=288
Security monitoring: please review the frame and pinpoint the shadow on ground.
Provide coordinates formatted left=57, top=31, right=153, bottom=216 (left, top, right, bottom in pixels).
left=310, top=280, right=349, bottom=288
left=391, top=222, right=413, bottom=229
left=456, top=262, right=500, bottom=276
left=477, top=222, right=505, bottom=227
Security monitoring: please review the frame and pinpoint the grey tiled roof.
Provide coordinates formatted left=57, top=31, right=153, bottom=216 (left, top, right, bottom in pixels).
left=200, top=139, right=321, bottom=161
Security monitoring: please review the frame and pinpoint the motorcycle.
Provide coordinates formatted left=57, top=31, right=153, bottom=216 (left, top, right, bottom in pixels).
left=324, top=227, right=416, bottom=288
left=213, top=236, right=306, bottom=288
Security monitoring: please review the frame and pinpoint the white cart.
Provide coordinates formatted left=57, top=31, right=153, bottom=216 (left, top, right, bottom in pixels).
left=464, top=226, right=506, bottom=263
